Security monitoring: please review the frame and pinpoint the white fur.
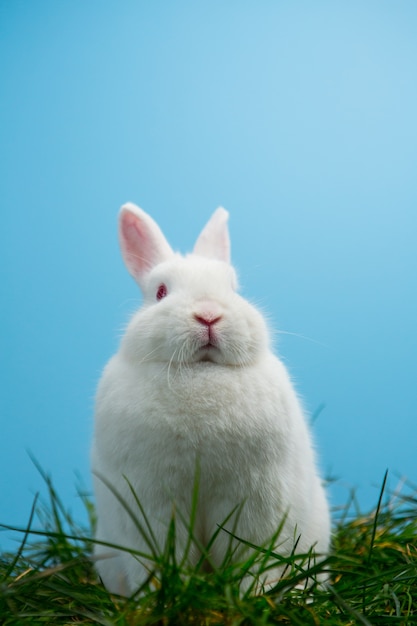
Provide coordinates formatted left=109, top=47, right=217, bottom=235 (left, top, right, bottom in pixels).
left=92, top=204, right=331, bottom=595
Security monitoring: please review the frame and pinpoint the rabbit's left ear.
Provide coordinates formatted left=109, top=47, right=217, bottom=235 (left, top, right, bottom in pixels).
left=119, top=203, right=174, bottom=288
left=193, top=207, right=230, bottom=263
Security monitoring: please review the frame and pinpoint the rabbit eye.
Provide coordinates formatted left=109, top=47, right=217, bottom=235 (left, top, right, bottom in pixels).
left=156, top=283, right=168, bottom=301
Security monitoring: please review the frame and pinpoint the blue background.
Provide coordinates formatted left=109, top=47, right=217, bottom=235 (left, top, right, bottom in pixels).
left=1, top=1, right=416, bottom=550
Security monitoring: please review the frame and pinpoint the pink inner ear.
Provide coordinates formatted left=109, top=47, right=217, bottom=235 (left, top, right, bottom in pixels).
left=119, top=205, right=174, bottom=284
left=119, top=212, right=152, bottom=279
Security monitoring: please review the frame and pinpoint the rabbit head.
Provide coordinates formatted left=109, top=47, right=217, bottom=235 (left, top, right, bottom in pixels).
left=118, top=203, right=269, bottom=368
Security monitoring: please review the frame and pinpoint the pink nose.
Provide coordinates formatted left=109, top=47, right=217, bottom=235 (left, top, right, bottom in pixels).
left=194, top=313, right=222, bottom=327
left=193, top=301, right=223, bottom=329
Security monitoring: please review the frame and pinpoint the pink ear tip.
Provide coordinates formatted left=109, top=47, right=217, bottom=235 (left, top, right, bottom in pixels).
left=120, top=212, right=137, bottom=227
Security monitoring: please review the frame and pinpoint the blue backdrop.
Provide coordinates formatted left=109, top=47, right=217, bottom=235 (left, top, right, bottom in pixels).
left=1, top=1, right=416, bottom=550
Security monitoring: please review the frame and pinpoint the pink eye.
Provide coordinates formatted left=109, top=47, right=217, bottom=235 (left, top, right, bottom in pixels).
left=156, top=283, right=168, bottom=301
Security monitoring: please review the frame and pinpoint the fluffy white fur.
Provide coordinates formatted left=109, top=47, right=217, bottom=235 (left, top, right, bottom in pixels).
left=92, top=204, right=331, bottom=595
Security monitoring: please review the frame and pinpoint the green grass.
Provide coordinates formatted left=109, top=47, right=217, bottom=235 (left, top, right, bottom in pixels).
left=1, top=469, right=416, bottom=625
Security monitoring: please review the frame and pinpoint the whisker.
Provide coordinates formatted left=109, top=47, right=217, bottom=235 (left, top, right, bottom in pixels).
left=275, top=330, right=327, bottom=347
left=137, top=345, right=163, bottom=364
left=166, top=348, right=179, bottom=393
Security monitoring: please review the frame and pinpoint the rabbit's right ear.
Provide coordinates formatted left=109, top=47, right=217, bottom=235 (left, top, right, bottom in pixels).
left=119, top=203, right=174, bottom=287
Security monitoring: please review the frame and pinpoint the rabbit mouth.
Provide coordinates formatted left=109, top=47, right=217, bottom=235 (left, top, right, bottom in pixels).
left=196, top=343, right=221, bottom=363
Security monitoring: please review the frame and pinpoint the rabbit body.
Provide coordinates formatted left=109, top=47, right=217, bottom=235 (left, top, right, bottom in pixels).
left=92, top=205, right=330, bottom=595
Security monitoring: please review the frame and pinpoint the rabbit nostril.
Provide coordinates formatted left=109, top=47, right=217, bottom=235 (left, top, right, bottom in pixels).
left=194, top=314, right=222, bottom=327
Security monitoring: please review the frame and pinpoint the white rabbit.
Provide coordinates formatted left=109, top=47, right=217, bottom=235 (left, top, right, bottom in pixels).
left=91, top=203, right=331, bottom=596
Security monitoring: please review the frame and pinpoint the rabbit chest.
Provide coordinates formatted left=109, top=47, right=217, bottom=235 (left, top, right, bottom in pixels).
left=94, top=351, right=306, bottom=501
